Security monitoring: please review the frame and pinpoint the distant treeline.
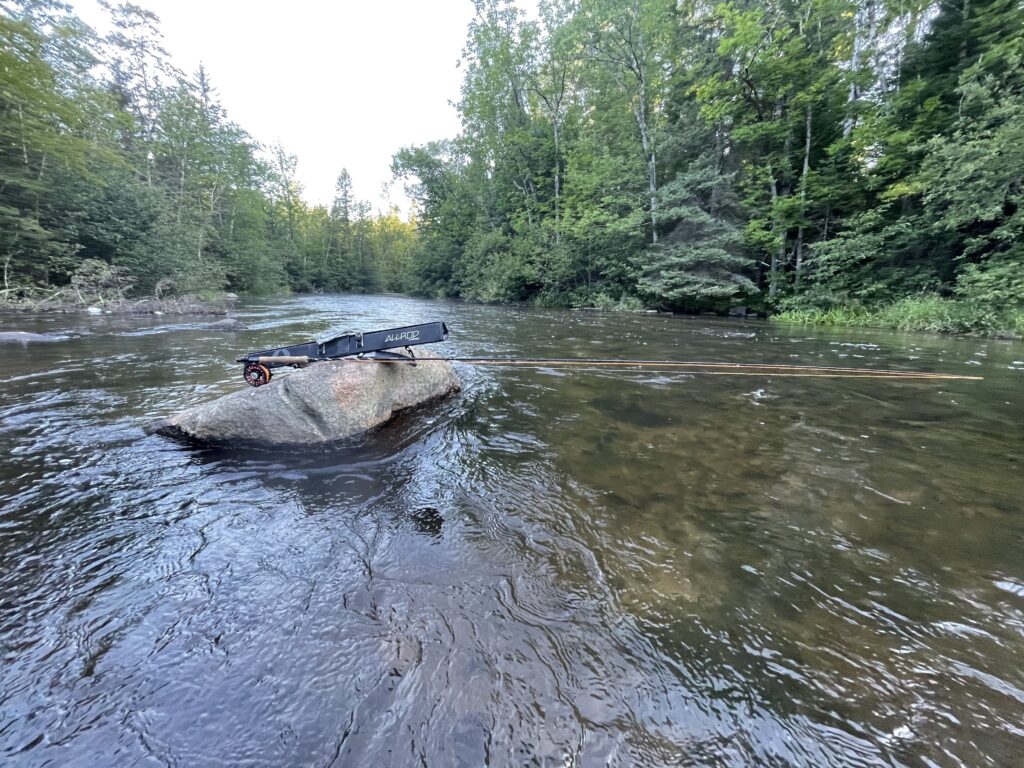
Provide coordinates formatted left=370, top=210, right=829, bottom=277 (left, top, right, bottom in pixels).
left=1, top=0, right=413, bottom=301
left=393, top=0, right=1023, bottom=333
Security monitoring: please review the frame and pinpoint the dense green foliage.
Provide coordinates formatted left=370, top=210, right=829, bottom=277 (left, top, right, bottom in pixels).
left=0, top=0, right=413, bottom=302
left=394, top=0, right=1023, bottom=331
left=4, top=0, right=1022, bottom=332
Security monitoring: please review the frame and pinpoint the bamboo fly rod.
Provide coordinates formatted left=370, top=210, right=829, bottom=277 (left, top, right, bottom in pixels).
left=342, top=356, right=982, bottom=381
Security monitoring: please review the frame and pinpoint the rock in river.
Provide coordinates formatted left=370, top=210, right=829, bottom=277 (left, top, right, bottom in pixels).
left=205, top=318, right=247, bottom=331
left=150, top=351, right=461, bottom=446
left=0, top=331, right=65, bottom=343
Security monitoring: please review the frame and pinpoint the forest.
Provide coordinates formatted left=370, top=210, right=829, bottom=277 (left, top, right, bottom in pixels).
left=1, top=0, right=415, bottom=302
left=395, top=0, right=1023, bottom=333
left=2, top=0, right=1023, bottom=333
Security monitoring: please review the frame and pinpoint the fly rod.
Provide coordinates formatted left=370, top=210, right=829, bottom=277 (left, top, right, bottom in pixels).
left=235, top=321, right=982, bottom=386
left=342, top=356, right=982, bottom=380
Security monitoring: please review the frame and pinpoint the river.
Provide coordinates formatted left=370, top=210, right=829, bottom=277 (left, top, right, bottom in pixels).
left=1, top=294, right=1022, bottom=767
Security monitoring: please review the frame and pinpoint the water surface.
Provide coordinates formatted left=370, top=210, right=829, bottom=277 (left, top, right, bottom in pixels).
left=1, top=295, right=1022, bottom=766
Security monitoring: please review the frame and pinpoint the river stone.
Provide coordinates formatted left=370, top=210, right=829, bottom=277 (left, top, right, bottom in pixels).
left=206, top=318, right=247, bottom=331
left=151, top=350, right=460, bottom=446
left=0, top=331, right=64, bottom=343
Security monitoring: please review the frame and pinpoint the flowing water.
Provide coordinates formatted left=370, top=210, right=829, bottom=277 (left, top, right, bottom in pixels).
left=1, top=295, right=1022, bottom=767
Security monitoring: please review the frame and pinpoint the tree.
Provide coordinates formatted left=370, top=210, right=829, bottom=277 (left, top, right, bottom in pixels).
left=0, top=4, right=95, bottom=291
left=920, top=26, right=1024, bottom=308
left=578, top=0, right=673, bottom=244
left=636, top=111, right=755, bottom=306
left=799, top=0, right=1024, bottom=312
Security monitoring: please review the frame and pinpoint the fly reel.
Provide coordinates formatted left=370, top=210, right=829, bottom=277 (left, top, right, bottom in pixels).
left=243, top=363, right=272, bottom=387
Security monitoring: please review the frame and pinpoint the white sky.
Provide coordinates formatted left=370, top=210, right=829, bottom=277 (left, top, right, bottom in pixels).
left=72, top=0, right=476, bottom=215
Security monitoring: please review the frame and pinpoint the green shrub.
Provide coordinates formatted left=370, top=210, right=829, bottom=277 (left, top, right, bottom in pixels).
left=775, top=295, right=1023, bottom=336
left=571, top=291, right=646, bottom=312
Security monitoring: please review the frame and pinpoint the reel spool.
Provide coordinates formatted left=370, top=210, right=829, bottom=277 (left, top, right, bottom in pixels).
left=243, top=363, right=272, bottom=387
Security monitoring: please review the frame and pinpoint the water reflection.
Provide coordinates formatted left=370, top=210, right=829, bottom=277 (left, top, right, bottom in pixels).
left=1, top=295, right=1022, bottom=766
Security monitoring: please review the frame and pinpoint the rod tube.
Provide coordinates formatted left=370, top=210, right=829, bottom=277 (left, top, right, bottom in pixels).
left=256, top=356, right=311, bottom=366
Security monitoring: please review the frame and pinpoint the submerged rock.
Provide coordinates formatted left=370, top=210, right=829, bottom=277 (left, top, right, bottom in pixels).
left=150, top=351, right=460, bottom=447
left=206, top=318, right=247, bottom=331
left=0, top=331, right=65, bottom=343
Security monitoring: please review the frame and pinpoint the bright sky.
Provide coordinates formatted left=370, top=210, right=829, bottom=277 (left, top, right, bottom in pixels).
left=72, top=0, right=476, bottom=215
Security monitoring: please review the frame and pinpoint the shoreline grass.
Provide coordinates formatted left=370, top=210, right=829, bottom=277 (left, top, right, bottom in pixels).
left=773, top=296, right=1023, bottom=338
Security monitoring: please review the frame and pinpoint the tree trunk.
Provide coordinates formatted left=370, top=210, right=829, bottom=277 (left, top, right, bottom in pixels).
left=959, top=0, right=971, bottom=63
left=636, top=111, right=657, bottom=243
left=769, top=175, right=781, bottom=299
left=553, top=121, right=560, bottom=245
left=868, top=1, right=885, bottom=95
left=843, top=5, right=864, bottom=138
left=795, top=105, right=812, bottom=292
left=17, top=103, right=29, bottom=167
left=34, top=153, right=46, bottom=219
left=648, top=145, right=657, bottom=244
left=177, top=153, right=187, bottom=225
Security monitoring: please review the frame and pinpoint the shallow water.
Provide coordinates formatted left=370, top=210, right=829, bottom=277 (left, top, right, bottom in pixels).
left=1, top=295, right=1022, bottom=767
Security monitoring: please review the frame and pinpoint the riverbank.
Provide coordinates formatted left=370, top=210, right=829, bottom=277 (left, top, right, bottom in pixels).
left=773, top=296, right=1024, bottom=338
left=0, top=293, right=234, bottom=316
left=533, top=291, right=1023, bottom=339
